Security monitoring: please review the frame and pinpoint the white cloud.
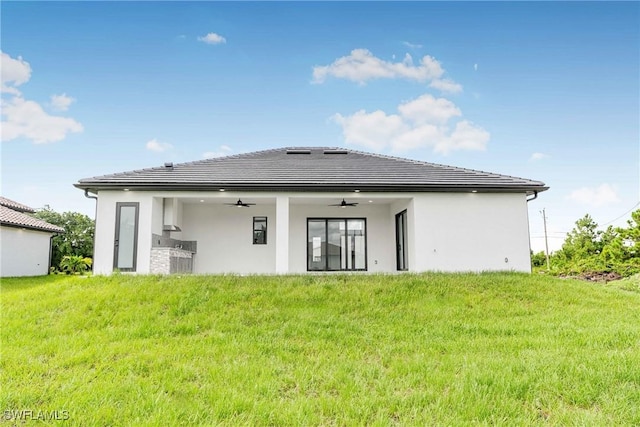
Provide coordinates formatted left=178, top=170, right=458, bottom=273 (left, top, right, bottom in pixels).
left=145, top=138, right=173, bottom=152
left=568, top=184, right=620, bottom=207
left=398, top=94, right=461, bottom=124
left=529, top=152, right=548, bottom=161
left=429, top=78, right=463, bottom=94
left=203, top=144, right=233, bottom=158
left=312, top=49, right=445, bottom=84
left=50, top=93, right=75, bottom=111
left=402, top=41, right=423, bottom=49
left=0, top=52, right=82, bottom=144
left=474, top=63, right=478, bottom=71
left=391, top=124, right=442, bottom=152
left=333, top=93, right=489, bottom=155
left=1, top=97, right=83, bottom=143
left=1, top=51, right=32, bottom=94
left=436, top=120, right=490, bottom=155
left=198, top=33, right=226, bottom=45
left=333, top=111, right=407, bottom=152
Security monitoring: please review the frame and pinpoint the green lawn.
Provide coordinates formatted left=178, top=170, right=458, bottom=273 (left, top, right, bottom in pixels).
left=1, top=273, right=639, bottom=426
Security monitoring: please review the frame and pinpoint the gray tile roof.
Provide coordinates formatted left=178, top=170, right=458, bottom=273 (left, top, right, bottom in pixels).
left=76, top=147, right=548, bottom=194
left=0, top=196, right=36, bottom=213
left=0, top=205, right=64, bottom=233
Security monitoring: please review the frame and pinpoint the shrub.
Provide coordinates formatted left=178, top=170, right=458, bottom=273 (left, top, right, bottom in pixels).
left=59, top=255, right=93, bottom=275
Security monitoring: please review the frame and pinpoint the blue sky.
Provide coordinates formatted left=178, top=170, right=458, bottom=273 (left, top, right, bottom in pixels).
left=2, top=2, right=638, bottom=252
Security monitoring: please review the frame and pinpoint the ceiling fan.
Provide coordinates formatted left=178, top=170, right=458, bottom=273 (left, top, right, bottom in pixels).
left=329, top=199, right=358, bottom=208
left=225, top=199, right=255, bottom=208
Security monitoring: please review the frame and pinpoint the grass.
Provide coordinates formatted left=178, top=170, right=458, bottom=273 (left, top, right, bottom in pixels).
left=1, top=273, right=639, bottom=426
left=609, top=273, right=640, bottom=293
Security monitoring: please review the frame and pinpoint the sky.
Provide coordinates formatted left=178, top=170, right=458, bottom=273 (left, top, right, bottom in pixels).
left=1, top=2, right=638, bottom=253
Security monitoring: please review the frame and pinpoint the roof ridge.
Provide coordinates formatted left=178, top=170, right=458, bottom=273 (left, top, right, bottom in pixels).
left=176, top=146, right=285, bottom=168
left=80, top=147, right=291, bottom=181
left=76, top=146, right=548, bottom=191
left=343, top=147, right=542, bottom=184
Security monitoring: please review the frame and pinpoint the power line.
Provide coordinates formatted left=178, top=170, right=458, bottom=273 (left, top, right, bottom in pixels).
left=540, top=208, right=550, bottom=270
left=600, top=201, right=640, bottom=226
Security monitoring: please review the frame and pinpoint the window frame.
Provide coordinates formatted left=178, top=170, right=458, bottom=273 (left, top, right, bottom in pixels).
left=253, top=216, right=268, bottom=245
left=113, top=202, right=139, bottom=272
left=306, top=218, right=367, bottom=272
left=395, top=210, right=408, bottom=271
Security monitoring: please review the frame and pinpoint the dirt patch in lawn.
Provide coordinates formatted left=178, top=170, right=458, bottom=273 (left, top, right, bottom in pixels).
left=570, top=272, right=623, bottom=283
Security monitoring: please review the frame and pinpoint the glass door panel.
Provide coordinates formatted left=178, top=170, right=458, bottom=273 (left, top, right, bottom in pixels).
left=347, top=219, right=366, bottom=270
left=327, top=220, right=346, bottom=270
left=395, top=210, right=408, bottom=271
left=114, top=203, right=139, bottom=271
left=307, top=219, right=326, bottom=270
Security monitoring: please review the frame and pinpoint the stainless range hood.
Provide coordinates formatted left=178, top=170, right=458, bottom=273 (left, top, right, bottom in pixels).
left=163, top=198, right=182, bottom=232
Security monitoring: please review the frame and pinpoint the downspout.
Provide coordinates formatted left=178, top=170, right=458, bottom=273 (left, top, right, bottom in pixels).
left=48, top=234, right=54, bottom=275
left=525, top=190, right=539, bottom=273
left=84, top=189, right=98, bottom=271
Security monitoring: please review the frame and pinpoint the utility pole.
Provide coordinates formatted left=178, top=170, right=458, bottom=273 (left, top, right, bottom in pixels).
left=541, top=208, right=550, bottom=271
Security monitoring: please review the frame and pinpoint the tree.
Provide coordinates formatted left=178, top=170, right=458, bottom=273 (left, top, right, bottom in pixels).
left=531, top=251, right=547, bottom=268
left=552, top=209, right=640, bottom=277
left=601, top=209, right=640, bottom=275
left=561, top=214, right=601, bottom=259
left=620, top=209, right=640, bottom=248
left=33, top=207, right=95, bottom=269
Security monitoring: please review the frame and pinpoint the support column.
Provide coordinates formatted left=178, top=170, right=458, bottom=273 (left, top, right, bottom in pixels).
left=275, top=196, right=290, bottom=274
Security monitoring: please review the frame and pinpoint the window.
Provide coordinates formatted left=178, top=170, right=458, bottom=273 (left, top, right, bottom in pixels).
left=253, top=217, right=267, bottom=244
left=113, top=202, right=139, bottom=271
left=307, top=218, right=366, bottom=271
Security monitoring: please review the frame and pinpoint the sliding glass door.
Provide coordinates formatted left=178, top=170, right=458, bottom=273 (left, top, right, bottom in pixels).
left=307, top=218, right=367, bottom=271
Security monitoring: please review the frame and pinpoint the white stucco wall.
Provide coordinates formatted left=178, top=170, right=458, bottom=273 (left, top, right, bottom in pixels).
left=93, top=191, right=155, bottom=275
left=411, top=192, right=531, bottom=273
left=182, top=203, right=277, bottom=274
left=0, top=226, right=53, bottom=277
left=91, top=190, right=532, bottom=275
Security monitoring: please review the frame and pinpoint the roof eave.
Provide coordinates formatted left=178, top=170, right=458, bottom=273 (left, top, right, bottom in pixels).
left=75, top=181, right=549, bottom=195
left=0, top=221, right=64, bottom=234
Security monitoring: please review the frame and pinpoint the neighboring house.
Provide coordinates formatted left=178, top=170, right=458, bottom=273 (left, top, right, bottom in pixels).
left=75, top=147, right=548, bottom=275
left=0, top=197, right=64, bottom=277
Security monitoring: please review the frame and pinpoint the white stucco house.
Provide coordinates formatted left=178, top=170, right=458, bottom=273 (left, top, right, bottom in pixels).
left=75, top=147, right=548, bottom=275
left=0, top=197, right=65, bottom=277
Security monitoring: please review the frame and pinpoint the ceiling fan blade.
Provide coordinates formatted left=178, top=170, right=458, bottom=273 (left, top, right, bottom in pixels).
left=224, top=199, right=254, bottom=207
left=329, top=199, right=358, bottom=207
